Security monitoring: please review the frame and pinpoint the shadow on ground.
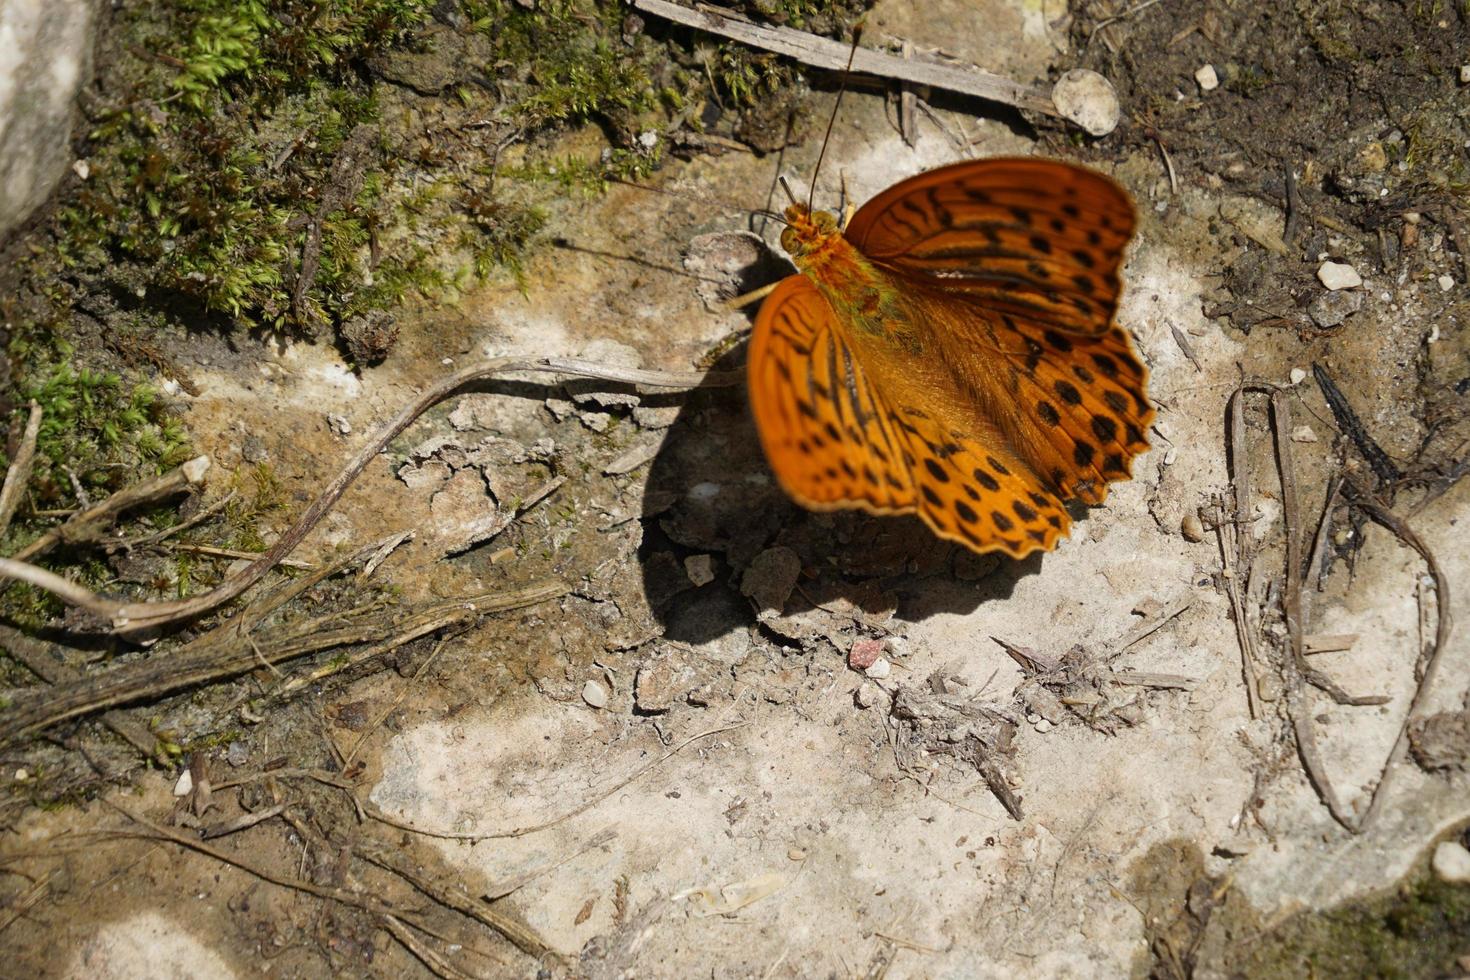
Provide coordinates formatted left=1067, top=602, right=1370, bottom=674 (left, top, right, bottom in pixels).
left=637, top=343, right=1046, bottom=645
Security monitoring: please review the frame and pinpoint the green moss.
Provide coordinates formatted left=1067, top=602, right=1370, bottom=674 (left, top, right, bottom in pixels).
left=10, top=361, right=191, bottom=508
left=1231, top=864, right=1470, bottom=978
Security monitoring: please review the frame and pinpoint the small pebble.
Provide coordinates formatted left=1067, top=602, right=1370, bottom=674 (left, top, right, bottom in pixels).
left=582, top=680, right=609, bottom=709
left=173, top=769, right=194, bottom=797
left=14, top=768, right=28, bottom=781
left=1050, top=68, right=1120, bottom=137
left=1026, top=712, right=1042, bottom=725
left=1291, top=425, right=1318, bottom=443
left=1180, top=511, right=1205, bottom=542
left=72, top=159, right=90, bottom=180
left=787, top=847, right=807, bottom=861
left=1035, top=719, right=1053, bottom=734
left=1438, top=274, right=1455, bottom=292
left=864, top=658, right=892, bottom=680
left=1308, top=289, right=1362, bottom=328
left=849, top=638, right=884, bottom=671
left=684, top=554, right=715, bottom=587
left=1461, top=65, right=1470, bottom=84
left=1195, top=64, right=1219, bottom=91
left=1289, top=367, right=1307, bottom=385
left=226, top=741, right=250, bottom=767
left=1431, top=840, right=1470, bottom=883
left=1317, top=261, right=1362, bottom=290
left=854, top=684, right=878, bottom=709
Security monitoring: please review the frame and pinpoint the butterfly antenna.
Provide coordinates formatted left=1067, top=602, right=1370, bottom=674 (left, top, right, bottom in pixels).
left=778, top=176, right=799, bottom=207
left=807, top=22, right=864, bottom=211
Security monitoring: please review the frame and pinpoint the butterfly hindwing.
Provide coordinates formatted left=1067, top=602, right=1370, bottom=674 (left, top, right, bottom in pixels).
left=992, top=311, right=1156, bottom=504
left=882, top=405, right=1073, bottom=558
left=750, top=276, right=1074, bottom=558
left=844, top=158, right=1134, bottom=338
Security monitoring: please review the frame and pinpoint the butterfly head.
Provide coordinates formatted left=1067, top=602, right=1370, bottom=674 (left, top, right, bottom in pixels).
left=779, top=204, right=840, bottom=258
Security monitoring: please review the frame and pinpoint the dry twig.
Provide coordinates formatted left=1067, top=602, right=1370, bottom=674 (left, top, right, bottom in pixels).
left=0, top=357, right=725, bottom=632
left=0, top=400, right=42, bottom=539
left=632, top=0, right=1057, bottom=118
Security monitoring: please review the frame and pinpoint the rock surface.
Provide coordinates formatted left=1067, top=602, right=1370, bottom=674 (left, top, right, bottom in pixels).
left=0, top=0, right=94, bottom=241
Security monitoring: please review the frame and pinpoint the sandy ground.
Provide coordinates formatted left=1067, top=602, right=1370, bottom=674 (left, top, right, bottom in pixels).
left=6, top=0, right=1468, bottom=977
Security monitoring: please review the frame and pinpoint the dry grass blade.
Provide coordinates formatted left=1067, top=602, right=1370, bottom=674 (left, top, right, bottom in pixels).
left=105, top=801, right=527, bottom=972
left=631, top=0, right=1057, bottom=117
left=0, top=400, right=42, bottom=539
left=1268, top=388, right=1355, bottom=829
left=353, top=838, right=559, bottom=961
left=0, top=576, right=565, bottom=746
left=10, top=455, right=210, bottom=564
left=1343, top=480, right=1455, bottom=832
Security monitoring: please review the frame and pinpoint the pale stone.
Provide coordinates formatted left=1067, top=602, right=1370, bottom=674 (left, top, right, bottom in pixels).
left=581, top=680, right=608, bottom=709
left=1195, top=64, right=1219, bottom=91
left=1431, top=841, right=1470, bottom=883
left=1051, top=69, right=1120, bottom=137
left=0, top=0, right=95, bottom=238
left=1317, top=261, right=1362, bottom=290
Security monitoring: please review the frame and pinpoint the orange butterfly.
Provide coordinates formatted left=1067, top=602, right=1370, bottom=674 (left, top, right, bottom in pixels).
left=747, top=158, right=1152, bottom=558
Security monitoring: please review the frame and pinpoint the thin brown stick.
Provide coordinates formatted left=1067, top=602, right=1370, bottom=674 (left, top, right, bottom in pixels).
left=0, top=400, right=42, bottom=539
left=119, top=489, right=237, bottom=551
left=167, top=542, right=315, bottom=570
left=631, top=0, right=1057, bottom=117
left=0, top=578, right=566, bottom=746
left=0, top=623, right=158, bottom=758
left=353, top=838, right=559, bottom=960
left=1345, top=483, right=1455, bottom=832
left=200, top=802, right=289, bottom=840
left=367, top=721, right=746, bottom=840
left=381, top=914, right=480, bottom=980
left=105, top=802, right=519, bottom=971
left=1270, top=389, right=1354, bottom=829
left=483, top=828, right=618, bottom=902
left=0, top=868, right=56, bottom=937
left=342, top=636, right=453, bottom=766
left=10, top=455, right=210, bottom=564
left=0, top=358, right=726, bottom=632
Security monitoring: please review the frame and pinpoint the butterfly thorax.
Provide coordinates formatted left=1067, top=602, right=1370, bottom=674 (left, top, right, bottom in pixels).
left=780, top=203, right=915, bottom=351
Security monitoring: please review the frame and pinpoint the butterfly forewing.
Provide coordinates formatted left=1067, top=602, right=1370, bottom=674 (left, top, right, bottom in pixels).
left=748, top=275, right=915, bottom=513
left=844, top=158, right=1135, bottom=338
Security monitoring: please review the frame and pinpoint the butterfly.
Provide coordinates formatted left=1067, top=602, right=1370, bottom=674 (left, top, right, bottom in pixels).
left=747, top=157, right=1152, bottom=558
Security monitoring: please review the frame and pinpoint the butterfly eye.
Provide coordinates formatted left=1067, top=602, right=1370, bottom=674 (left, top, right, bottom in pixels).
left=780, top=226, right=799, bottom=254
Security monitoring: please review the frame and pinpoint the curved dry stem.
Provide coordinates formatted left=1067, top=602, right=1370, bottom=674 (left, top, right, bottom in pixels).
left=0, top=356, right=733, bottom=634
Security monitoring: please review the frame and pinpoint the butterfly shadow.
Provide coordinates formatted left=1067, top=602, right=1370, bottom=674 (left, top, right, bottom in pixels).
left=638, top=344, right=1045, bottom=647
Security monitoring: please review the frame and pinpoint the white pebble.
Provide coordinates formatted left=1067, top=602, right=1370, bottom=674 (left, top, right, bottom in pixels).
left=1290, top=425, right=1318, bottom=443
left=1438, top=274, right=1455, bottom=292
left=1432, top=840, right=1470, bottom=883
left=173, top=769, right=194, bottom=797
left=864, top=658, right=892, bottom=680
left=1195, top=64, right=1219, bottom=91
left=72, top=159, right=90, bottom=180
left=1317, top=261, right=1362, bottom=290
left=1461, top=65, right=1470, bottom=84
left=1035, top=719, right=1053, bottom=734
left=1050, top=69, right=1120, bottom=137
left=1289, top=367, right=1307, bottom=385
left=582, top=680, right=609, bottom=709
